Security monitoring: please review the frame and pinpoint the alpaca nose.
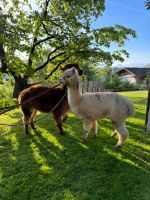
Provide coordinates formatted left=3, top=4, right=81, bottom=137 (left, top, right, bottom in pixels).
left=59, top=78, right=63, bottom=83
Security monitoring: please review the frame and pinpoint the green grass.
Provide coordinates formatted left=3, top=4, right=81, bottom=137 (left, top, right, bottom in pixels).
left=0, top=90, right=149, bottom=200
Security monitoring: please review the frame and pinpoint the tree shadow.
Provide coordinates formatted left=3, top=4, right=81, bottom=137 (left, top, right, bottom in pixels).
left=133, top=110, right=146, bottom=120
left=0, top=110, right=149, bottom=199
left=126, top=121, right=150, bottom=146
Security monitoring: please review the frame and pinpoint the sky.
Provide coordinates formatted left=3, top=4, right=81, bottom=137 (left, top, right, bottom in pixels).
left=91, top=0, right=150, bottom=67
left=1, top=0, right=149, bottom=68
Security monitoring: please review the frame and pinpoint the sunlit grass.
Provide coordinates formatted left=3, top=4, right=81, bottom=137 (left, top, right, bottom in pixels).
left=0, top=90, right=149, bottom=200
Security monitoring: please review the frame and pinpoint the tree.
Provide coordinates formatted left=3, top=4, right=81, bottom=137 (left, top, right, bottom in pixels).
left=80, top=60, right=98, bottom=81
left=0, top=0, right=136, bottom=98
left=145, top=0, right=150, bottom=9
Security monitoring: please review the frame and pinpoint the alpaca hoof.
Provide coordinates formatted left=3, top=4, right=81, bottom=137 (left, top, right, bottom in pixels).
left=82, top=138, right=87, bottom=143
left=110, top=134, right=114, bottom=138
left=60, top=132, right=66, bottom=136
left=32, top=127, right=37, bottom=130
left=114, top=144, right=122, bottom=149
left=110, top=132, right=117, bottom=138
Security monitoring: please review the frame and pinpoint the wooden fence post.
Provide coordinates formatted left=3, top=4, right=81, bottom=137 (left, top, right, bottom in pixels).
left=82, top=80, right=88, bottom=93
left=81, top=80, right=104, bottom=93
left=88, top=81, right=92, bottom=92
left=147, top=108, right=150, bottom=131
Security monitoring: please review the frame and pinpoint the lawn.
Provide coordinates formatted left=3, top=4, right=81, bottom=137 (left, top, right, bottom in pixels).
left=0, top=91, right=149, bottom=200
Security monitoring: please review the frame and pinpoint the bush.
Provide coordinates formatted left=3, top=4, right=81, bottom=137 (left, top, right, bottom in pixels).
left=0, top=97, right=17, bottom=110
left=104, top=75, right=138, bottom=91
left=0, top=80, right=17, bottom=109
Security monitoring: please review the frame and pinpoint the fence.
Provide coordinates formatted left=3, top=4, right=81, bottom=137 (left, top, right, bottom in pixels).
left=81, top=80, right=105, bottom=93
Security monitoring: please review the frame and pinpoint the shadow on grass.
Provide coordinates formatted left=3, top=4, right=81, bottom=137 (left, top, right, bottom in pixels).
left=0, top=107, right=149, bottom=199
left=129, top=96, right=147, bottom=106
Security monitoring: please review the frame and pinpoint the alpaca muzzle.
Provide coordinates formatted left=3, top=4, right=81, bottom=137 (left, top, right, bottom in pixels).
left=59, top=77, right=69, bottom=85
left=59, top=78, right=64, bottom=84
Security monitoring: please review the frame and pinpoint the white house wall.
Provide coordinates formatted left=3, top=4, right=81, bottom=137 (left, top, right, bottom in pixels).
left=120, top=75, right=136, bottom=83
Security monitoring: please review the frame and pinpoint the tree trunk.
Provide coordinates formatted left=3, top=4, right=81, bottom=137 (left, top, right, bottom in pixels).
left=0, top=43, right=8, bottom=73
left=13, top=76, right=30, bottom=98
left=0, top=43, right=30, bottom=98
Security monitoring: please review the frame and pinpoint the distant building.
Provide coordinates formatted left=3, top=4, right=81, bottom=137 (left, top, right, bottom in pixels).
left=114, top=67, right=150, bottom=84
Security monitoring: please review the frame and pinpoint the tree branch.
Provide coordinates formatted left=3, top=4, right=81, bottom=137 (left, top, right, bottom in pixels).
left=42, top=22, right=51, bottom=35
left=28, top=37, right=38, bottom=68
left=28, top=0, right=51, bottom=71
left=34, top=35, right=56, bottom=46
left=43, top=0, right=51, bottom=19
left=44, top=55, right=70, bottom=80
left=34, top=51, right=66, bottom=72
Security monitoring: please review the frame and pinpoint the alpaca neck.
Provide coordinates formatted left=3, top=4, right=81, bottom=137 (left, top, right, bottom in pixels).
left=67, top=80, right=81, bottom=108
left=60, top=84, right=67, bottom=90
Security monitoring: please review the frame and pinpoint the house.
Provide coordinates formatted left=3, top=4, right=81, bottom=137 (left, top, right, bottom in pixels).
left=114, top=67, right=150, bottom=84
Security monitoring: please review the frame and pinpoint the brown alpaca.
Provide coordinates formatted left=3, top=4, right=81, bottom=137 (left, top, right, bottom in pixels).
left=18, top=63, right=83, bottom=135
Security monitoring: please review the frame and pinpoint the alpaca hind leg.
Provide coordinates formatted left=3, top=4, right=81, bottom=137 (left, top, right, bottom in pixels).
left=114, top=121, right=129, bottom=147
left=30, top=109, right=37, bottom=130
left=91, top=120, right=98, bottom=137
left=110, top=131, right=117, bottom=138
left=82, top=121, right=92, bottom=142
left=22, top=115, right=30, bottom=134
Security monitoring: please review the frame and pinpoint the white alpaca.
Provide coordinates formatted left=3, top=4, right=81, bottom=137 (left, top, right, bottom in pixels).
left=60, top=67, right=134, bottom=147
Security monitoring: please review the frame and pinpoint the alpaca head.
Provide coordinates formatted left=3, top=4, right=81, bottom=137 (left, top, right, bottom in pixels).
left=60, top=63, right=83, bottom=75
left=59, top=67, right=79, bottom=87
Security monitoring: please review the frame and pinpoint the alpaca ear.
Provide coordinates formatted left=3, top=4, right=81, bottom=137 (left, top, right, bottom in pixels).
left=72, top=67, right=76, bottom=74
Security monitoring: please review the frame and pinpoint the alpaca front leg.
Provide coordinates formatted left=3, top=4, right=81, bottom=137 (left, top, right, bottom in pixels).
left=82, top=121, right=92, bottom=142
left=62, top=114, right=68, bottom=122
left=53, top=113, right=65, bottom=135
left=82, top=131, right=89, bottom=143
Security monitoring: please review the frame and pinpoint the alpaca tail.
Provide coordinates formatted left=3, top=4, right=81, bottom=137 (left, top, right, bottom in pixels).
left=126, top=100, right=135, bottom=118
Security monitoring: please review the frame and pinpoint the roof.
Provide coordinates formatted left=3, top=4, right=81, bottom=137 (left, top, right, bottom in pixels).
left=115, top=67, right=150, bottom=76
